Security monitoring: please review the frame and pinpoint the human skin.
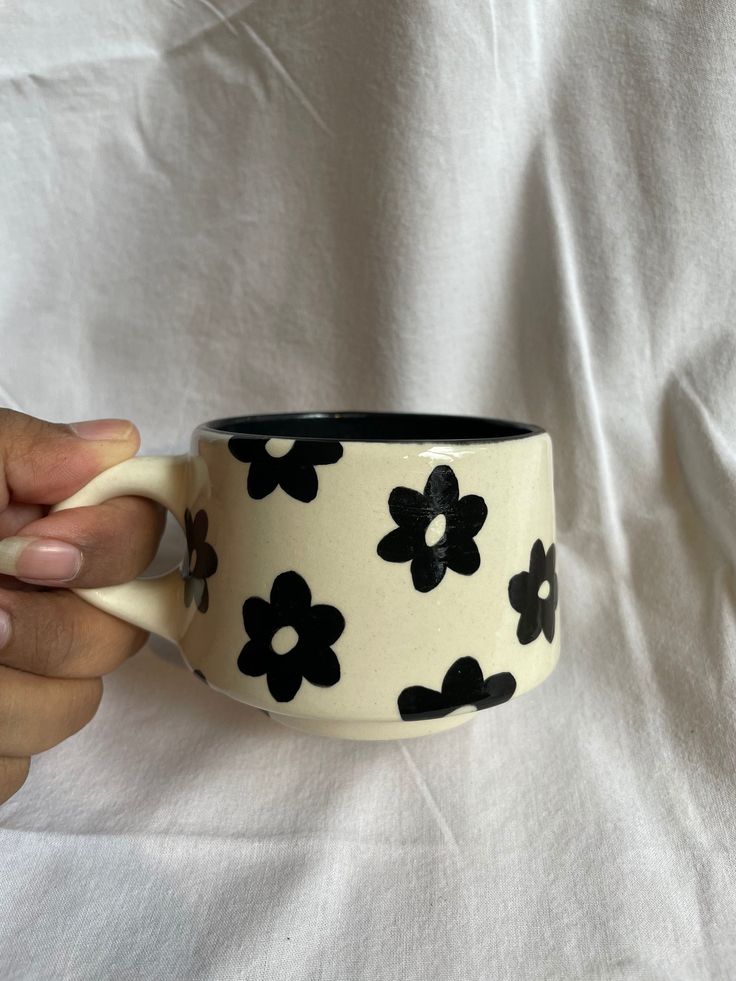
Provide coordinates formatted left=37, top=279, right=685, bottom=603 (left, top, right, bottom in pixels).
left=0, top=410, right=165, bottom=805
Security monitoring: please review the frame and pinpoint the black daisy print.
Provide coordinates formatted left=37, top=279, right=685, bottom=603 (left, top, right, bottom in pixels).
left=182, top=509, right=219, bottom=614
left=508, top=539, right=558, bottom=644
left=227, top=436, right=343, bottom=503
left=398, top=656, right=516, bottom=721
left=377, top=465, right=488, bottom=593
left=238, top=571, right=344, bottom=703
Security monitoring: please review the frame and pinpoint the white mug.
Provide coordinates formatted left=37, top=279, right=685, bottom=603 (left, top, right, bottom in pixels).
left=53, top=412, right=559, bottom=740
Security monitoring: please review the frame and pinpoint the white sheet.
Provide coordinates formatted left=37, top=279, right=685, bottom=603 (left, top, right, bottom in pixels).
left=2, top=1, right=735, bottom=978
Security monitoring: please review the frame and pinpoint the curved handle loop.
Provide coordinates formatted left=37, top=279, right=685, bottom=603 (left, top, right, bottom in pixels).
left=51, top=455, right=195, bottom=644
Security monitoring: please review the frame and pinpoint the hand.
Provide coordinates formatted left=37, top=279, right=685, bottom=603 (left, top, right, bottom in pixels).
left=0, top=410, right=165, bottom=805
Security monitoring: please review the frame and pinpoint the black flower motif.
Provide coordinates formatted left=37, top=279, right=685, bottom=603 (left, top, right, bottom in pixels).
left=508, top=539, right=558, bottom=644
left=377, top=465, right=488, bottom=593
left=238, top=571, right=344, bottom=703
left=182, top=509, right=219, bottom=613
left=227, top=436, right=343, bottom=502
left=398, top=657, right=517, bottom=721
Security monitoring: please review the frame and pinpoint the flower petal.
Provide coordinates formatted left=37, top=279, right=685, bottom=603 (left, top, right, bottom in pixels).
left=183, top=575, right=196, bottom=608
left=247, top=461, right=280, bottom=500
left=517, top=602, right=542, bottom=645
left=301, top=647, right=341, bottom=688
left=377, top=527, right=416, bottom=563
left=410, top=551, right=446, bottom=592
left=237, top=640, right=271, bottom=677
left=398, top=684, right=454, bottom=721
left=508, top=570, right=530, bottom=614
left=307, top=604, right=345, bottom=645
left=185, top=577, right=206, bottom=611
left=267, top=662, right=303, bottom=702
left=440, top=656, right=486, bottom=703
left=192, top=541, right=218, bottom=579
left=192, top=509, right=208, bottom=544
left=477, top=671, right=517, bottom=709
left=278, top=464, right=319, bottom=503
left=546, top=542, right=556, bottom=580
left=529, top=539, right=547, bottom=585
left=228, top=436, right=267, bottom=463
left=451, top=494, right=488, bottom=537
left=388, top=486, right=432, bottom=530
left=242, top=596, right=277, bottom=641
left=542, top=598, right=556, bottom=643
left=445, top=538, right=481, bottom=576
left=424, top=465, right=459, bottom=510
left=288, top=439, right=343, bottom=466
left=184, top=508, right=194, bottom=545
left=198, top=579, right=209, bottom=614
left=270, top=571, right=312, bottom=616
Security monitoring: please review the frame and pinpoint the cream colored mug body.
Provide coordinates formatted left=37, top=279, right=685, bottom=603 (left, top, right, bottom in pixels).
left=53, top=412, right=559, bottom=741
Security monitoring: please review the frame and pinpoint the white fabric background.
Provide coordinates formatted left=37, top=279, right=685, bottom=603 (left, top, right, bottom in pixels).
left=2, top=1, right=736, bottom=978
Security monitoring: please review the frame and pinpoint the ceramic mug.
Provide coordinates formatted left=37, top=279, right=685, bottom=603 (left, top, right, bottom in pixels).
left=53, top=412, right=559, bottom=740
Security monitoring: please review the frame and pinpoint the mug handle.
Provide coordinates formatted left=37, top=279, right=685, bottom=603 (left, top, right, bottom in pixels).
left=51, top=455, right=194, bottom=644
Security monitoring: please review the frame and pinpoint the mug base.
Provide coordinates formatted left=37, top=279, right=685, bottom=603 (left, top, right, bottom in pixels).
left=266, top=711, right=475, bottom=741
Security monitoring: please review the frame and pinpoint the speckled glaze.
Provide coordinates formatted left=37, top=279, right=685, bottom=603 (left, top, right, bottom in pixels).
left=53, top=413, right=559, bottom=741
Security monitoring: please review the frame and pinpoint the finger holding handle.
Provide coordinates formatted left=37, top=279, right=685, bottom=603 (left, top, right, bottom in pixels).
left=48, top=455, right=196, bottom=644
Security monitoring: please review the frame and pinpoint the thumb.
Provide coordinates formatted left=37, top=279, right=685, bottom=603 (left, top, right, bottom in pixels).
left=0, top=410, right=140, bottom=507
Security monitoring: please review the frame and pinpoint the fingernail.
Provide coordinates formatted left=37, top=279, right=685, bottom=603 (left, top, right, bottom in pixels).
left=70, top=418, right=134, bottom=441
left=0, top=537, right=83, bottom=584
left=0, top=610, right=11, bottom=649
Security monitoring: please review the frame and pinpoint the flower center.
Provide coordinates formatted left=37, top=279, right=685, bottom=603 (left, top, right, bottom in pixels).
left=271, top=625, right=299, bottom=655
left=424, top=513, right=447, bottom=547
left=188, top=548, right=198, bottom=575
left=538, top=579, right=551, bottom=600
left=265, top=438, right=295, bottom=458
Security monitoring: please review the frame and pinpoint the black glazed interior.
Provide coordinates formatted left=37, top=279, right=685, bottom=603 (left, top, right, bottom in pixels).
left=202, top=411, right=543, bottom=443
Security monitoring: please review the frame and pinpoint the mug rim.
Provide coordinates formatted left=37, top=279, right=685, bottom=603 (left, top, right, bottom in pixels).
left=198, top=411, right=546, bottom=444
